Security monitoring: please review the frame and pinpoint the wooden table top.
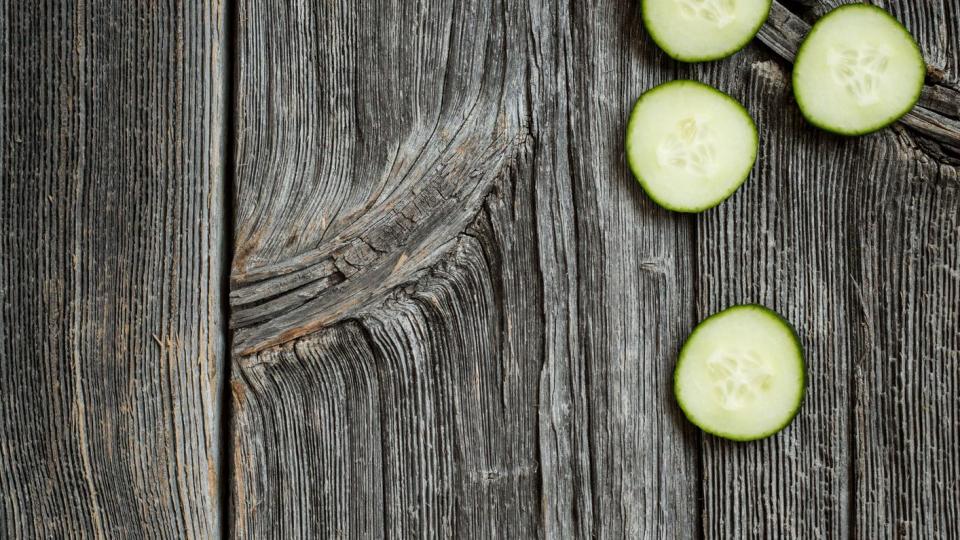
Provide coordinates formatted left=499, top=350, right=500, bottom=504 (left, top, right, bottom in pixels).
left=2, top=1, right=958, bottom=537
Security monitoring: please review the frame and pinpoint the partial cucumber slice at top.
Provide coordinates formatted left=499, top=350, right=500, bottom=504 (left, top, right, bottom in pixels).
left=626, top=80, right=757, bottom=212
left=642, top=0, right=771, bottom=62
left=793, top=4, right=925, bottom=135
left=674, top=305, right=805, bottom=441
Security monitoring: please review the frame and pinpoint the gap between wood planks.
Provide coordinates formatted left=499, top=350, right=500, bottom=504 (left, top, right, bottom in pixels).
left=219, top=0, right=239, bottom=536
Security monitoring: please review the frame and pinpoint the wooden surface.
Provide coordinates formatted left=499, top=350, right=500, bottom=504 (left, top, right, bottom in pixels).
left=1, top=1, right=226, bottom=537
left=3, top=0, right=959, bottom=538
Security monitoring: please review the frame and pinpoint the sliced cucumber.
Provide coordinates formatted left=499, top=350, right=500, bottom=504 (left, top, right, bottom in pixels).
left=625, top=80, right=757, bottom=212
left=793, top=4, right=925, bottom=135
left=674, top=305, right=805, bottom=441
left=642, top=0, right=771, bottom=62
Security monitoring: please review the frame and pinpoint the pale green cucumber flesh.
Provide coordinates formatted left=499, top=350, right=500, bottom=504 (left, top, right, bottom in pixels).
left=625, top=80, right=758, bottom=213
left=674, top=305, right=805, bottom=441
left=793, top=4, right=925, bottom=136
left=642, top=0, right=771, bottom=62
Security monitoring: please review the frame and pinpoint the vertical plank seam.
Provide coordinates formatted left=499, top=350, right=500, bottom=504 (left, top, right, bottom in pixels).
left=219, top=0, right=239, bottom=536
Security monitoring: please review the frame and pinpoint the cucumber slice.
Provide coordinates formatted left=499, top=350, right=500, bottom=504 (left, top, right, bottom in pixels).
left=642, top=0, right=771, bottom=62
left=793, top=4, right=925, bottom=135
left=674, top=305, right=805, bottom=441
left=625, top=80, right=758, bottom=212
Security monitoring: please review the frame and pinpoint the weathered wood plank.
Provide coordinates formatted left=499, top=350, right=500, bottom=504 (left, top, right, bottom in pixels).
left=230, top=0, right=700, bottom=536
left=565, top=2, right=702, bottom=536
left=231, top=323, right=385, bottom=537
left=850, top=147, right=960, bottom=538
left=230, top=0, right=535, bottom=535
left=232, top=201, right=549, bottom=537
left=229, top=0, right=527, bottom=355
left=0, top=1, right=226, bottom=537
left=694, top=57, right=856, bottom=538
left=695, top=1, right=960, bottom=535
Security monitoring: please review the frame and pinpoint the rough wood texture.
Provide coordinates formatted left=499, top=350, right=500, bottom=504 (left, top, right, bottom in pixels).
left=230, top=0, right=701, bottom=536
left=695, top=57, right=859, bottom=538
left=230, top=0, right=959, bottom=537
left=697, top=10, right=960, bottom=537
left=851, top=142, right=960, bottom=538
left=229, top=0, right=528, bottom=355
left=3, top=0, right=957, bottom=537
left=1, top=1, right=226, bottom=537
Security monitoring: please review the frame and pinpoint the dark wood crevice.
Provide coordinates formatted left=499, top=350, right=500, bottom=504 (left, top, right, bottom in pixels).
left=219, top=0, right=239, bottom=536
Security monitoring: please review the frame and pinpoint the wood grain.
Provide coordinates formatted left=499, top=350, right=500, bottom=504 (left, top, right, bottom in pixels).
left=850, top=142, right=960, bottom=538
left=230, top=0, right=700, bottom=535
left=692, top=29, right=960, bottom=540
left=0, top=1, right=226, bottom=537
left=4, top=0, right=956, bottom=537
left=694, top=57, right=857, bottom=538
left=229, top=0, right=529, bottom=355
left=230, top=0, right=959, bottom=536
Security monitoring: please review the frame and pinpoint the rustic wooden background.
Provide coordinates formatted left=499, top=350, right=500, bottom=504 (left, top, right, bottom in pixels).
left=2, top=0, right=958, bottom=538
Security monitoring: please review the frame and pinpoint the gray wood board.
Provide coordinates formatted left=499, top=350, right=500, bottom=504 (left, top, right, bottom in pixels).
left=228, top=0, right=959, bottom=538
left=1, top=1, right=226, bottom=537
left=3, top=0, right=958, bottom=537
left=230, top=0, right=701, bottom=536
left=696, top=58, right=959, bottom=538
